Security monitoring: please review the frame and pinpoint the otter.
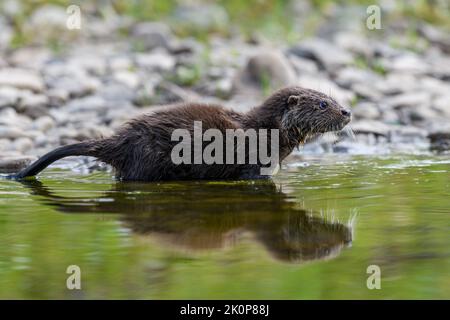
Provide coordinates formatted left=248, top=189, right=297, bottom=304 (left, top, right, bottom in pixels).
left=12, top=86, right=351, bottom=181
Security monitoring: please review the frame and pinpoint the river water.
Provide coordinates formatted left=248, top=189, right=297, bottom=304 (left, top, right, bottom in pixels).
left=0, top=154, right=449, bottom=299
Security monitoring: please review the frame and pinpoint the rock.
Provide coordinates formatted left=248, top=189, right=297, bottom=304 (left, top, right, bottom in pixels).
left=108, top=56, right=133, bottom=71
left=427, top=55, right=450, bottom=80
left=0, top=138, right=11, bottom=151
left=214, top=78, right=233, bottom=99
left=418, top=24, right=450, bottom=54
left=380, top=53, right=428, bottom=75
left=234, top=51, right=297, bottom=94
left=389, top=126, right=428, bottom=144
left=13, top=137, right=34, bottom=153
left=57, top=127, right=86, bottom=143
left=131, top=22, right=172, bottom=50
left=386, top=92, right=431, bottom=110
left=15, top=92, right=49, bottom=118
left=373, top=43, right=402, bottom=59
left=105, top=106, right=142, bottom=128
left=0, top=16, right=13, bottom=50
left=352, top=83, right=383, bottom=101
left=336, top=66, right=384, bottom=101
left=428, top=127, right=450, bottom=152
left=33, top=132, right=56, bottom=149
left=19, top=91, right=48, bottom=108
left=66, top=54, right=107, bottom=76
left=351, top=120, right=392, bottom=137
left=0, top=107, right=32, bottom=128
left=352, top=102, right=381, bottom=120
left=47, top=88, right=70, bottom=106
left=133, top=83, right=157, bottom=107
left=113, top=70, right=140, bottom=89
left=48, top=75, right=100, bottom=98
left=201, top=75, right=234, bottom=100
left=288, top=55, right=319, bottom=75
left=97, top=82, right=136, bottom=103
left=375, top=73, right=417, bottom=95
left=335, top=67, right=381, bottom=89
left=26, top=129, right=46, bottom=141
left=1, top=0, right=22, bottom=17
left=44, top=62, right=101, bottom=98
left=169, top=38, right=203, bottom=55
left=0, top=87, right=49, bottom=117
left=0, top=155, right=37, bottom=173
left=153, top=81, right=201, bottom=105
left=432, top=95, right=450, bottom=118
left=289, top=38, right=353, bottom=71
left=0, top=86, right=21, bottom=108
left=64, top=95, right=108, bottom=113
left=32, top=116, right=55, bottom=133
left=8, top=47, right=52, bottom=70
left=0, top=68, right=45, bottom=92
left=384, top=92, right=436, bottom=124
left=135, top=52, right=176, bottom=71
left=334, top=32, right=372, bottom=58
left=297, top=74, right=355, bottom=107
left=0, top=126, right=30, bottom=139
left=420, top=77, right=449, bottom=96
left=82, top=124, right=114, bottom=139
left=0, top=57, right=6, bottom=69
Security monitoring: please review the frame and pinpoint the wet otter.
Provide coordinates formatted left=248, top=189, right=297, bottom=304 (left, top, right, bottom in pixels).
left=13, top=86, right=351, bottom=181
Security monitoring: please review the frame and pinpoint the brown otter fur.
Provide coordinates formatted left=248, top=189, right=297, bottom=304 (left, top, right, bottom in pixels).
left=13, top=86, right=351, bottom=181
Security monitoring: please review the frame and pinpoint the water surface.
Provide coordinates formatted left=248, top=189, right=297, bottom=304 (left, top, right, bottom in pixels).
left=0, top=155, right=449, bottom=299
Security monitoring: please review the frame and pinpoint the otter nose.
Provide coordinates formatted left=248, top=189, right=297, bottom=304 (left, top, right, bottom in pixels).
left=341, top=109, right=351, bottom=117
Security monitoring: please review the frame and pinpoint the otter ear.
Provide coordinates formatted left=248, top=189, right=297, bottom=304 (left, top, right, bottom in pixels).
left=288, top=95, right=300, bottom=107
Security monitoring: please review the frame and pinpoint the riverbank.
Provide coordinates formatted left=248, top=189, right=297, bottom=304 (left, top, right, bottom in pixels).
left=0, top=2, right=449, bottom=172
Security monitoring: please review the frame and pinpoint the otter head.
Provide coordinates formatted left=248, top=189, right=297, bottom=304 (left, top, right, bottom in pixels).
left=280, top=87, right=351, bottom=138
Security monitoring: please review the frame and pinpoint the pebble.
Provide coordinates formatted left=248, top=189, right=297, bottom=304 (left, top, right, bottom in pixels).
left=352, top=102, right=381, bottom=120
left=0, top=126, right=30, bottom=139
left=13, top=137, right=33, bottom=153
left=234, top=51, right=297, bottom=95
left=32, top=116, right=55, bottom=132
left=131, top=22, right=172, bottom=51
left=0, top=68, right=45, bottom=92
left=289, top=38, right=354, bottom=71
left=135, top=52, right=176, bottom=71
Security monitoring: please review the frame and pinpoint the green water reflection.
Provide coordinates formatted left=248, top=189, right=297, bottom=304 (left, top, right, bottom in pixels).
left=0, top=155, right=449, bottom=299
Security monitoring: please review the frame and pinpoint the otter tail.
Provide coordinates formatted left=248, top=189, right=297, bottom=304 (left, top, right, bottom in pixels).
left=12, top=141, right=98, bottom=180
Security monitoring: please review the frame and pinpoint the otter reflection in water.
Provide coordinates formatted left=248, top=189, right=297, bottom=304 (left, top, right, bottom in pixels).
left=22, top=179, right=352, bottom=263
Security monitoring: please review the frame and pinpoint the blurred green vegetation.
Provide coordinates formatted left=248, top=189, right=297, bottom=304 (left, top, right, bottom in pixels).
left=3, top=0, right=450, bottom=48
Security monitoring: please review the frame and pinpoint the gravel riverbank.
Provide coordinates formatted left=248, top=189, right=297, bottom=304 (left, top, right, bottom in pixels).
left=1, top=3, right=449, bottom=172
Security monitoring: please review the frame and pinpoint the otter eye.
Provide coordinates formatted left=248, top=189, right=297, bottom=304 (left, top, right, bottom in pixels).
left=319, top=101, right=328, bottom=110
